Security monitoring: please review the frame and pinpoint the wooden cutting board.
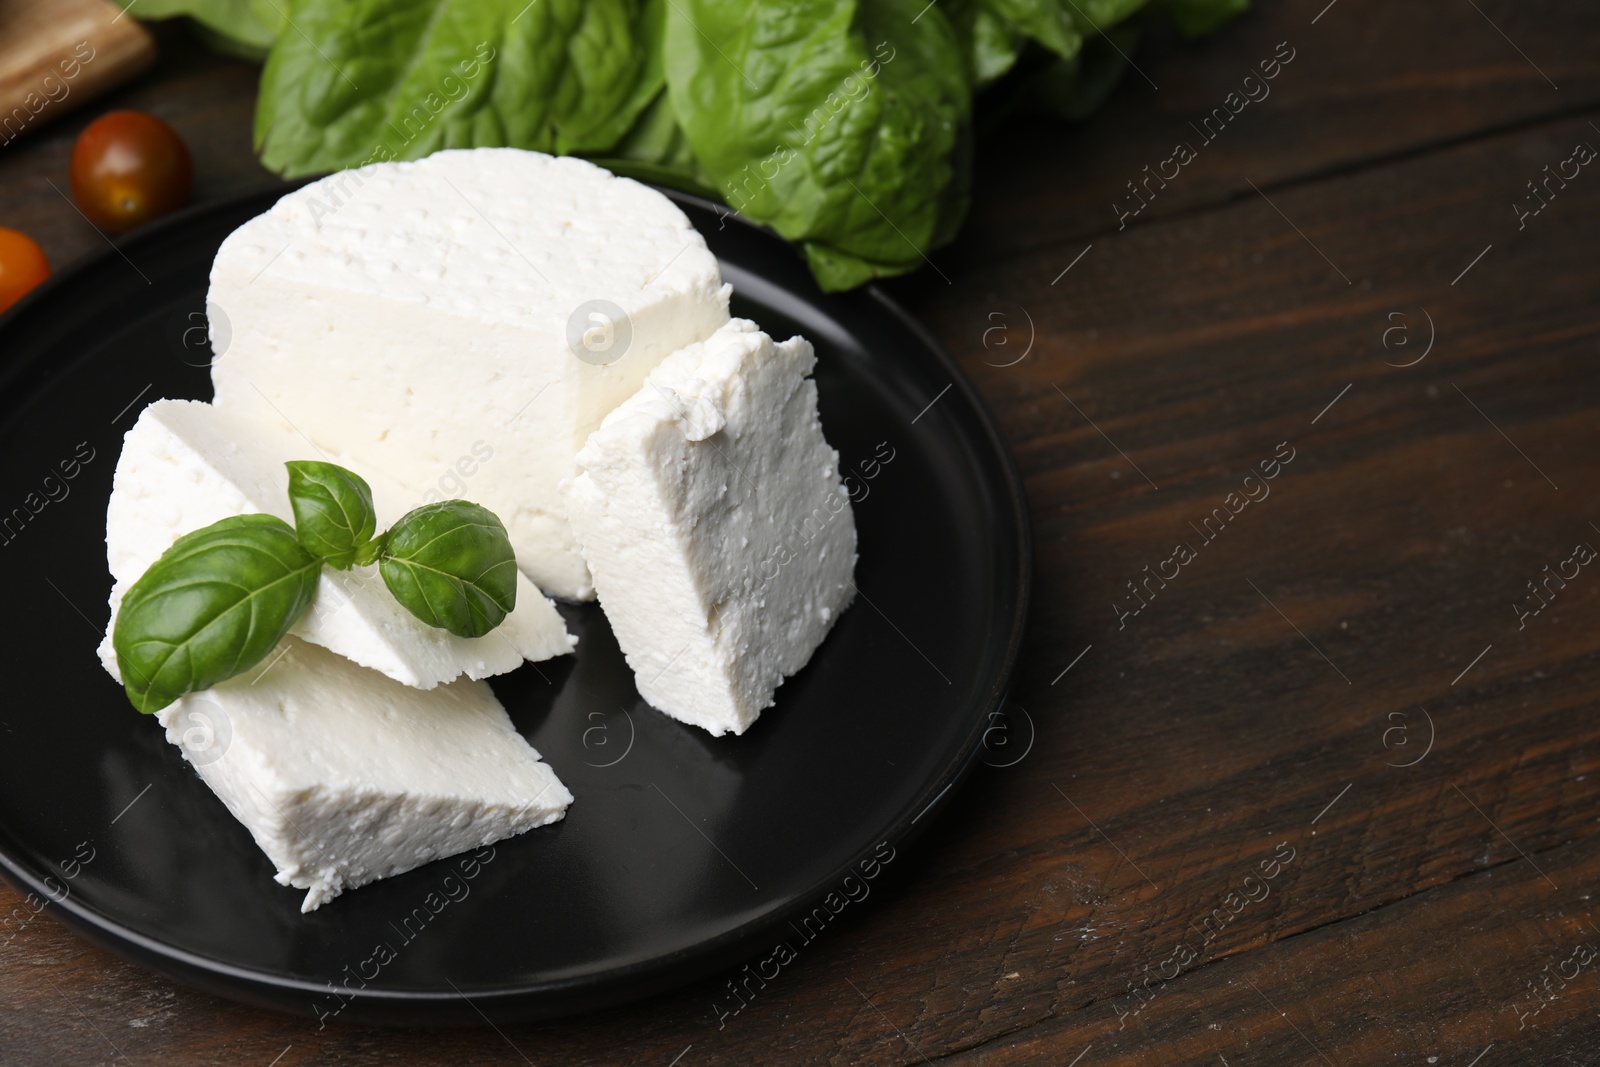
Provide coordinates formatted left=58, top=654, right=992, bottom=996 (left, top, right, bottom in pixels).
left=0, top=0, right=155, bottom=146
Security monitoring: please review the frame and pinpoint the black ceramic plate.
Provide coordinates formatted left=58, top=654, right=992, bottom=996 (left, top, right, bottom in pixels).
left=0, top=188, right=1029, bottom=1024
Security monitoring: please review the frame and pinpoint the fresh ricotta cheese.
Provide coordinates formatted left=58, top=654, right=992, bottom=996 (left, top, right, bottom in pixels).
left=206, top=148, right=731, bottom=600
left=98, top=399, right=574, bottom=690
left=159, top=636, right=571, bottom=912
left=564, top=319, right=857, bottom=736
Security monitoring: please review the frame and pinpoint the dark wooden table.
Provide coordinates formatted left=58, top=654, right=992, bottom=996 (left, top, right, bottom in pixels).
left=4, top=2, right=1599, bottom=1063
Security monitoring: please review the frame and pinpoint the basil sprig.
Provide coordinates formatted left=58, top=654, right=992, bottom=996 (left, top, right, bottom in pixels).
left=112, top=461, right=519, bottom=713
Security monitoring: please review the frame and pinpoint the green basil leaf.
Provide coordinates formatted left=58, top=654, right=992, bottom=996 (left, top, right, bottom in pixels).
left=113, top=515, right=321, bottom=714
left=254, top=0, right=665, bottom=178
left=379, top=501, right=517, bottom=638
left=285, top=460, right=377, bottom=569
left=665, top=0, right=972, bottom=291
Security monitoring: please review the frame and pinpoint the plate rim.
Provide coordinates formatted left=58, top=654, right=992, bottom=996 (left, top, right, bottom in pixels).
left=0, top=184, right=1033, bottom=1022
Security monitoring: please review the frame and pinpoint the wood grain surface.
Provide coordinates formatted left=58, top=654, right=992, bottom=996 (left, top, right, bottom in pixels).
left=0, top=0, right=155, bottom=145
left=2, top=2, right=1598, bottom=1064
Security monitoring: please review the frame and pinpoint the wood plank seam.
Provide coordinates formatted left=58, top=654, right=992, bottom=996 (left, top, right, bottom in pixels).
left=917, top=836, right=1595, bottom=1064
left=952, top=98, right=1600, bottom=275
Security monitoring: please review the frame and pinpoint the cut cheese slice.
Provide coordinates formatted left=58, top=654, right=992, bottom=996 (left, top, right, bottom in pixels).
left=564, top=319, right=857, bottom=736
left=99, top=399, right=574, bottom=690
left=207, top=148, right=731, bottom=600
left=159, top=636, right=571, bottom=911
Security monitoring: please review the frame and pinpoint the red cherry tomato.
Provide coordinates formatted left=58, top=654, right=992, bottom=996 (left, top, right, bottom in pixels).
left=0, top=228, right=50, bottom=314
left=70, top=110, right=193, bottom=234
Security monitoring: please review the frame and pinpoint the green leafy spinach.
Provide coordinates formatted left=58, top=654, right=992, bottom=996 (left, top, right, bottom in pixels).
left=664, top=0, right=971, bottom=290
left=254, top=0, right=666, bottom=177
left=110, top=0, right=278, bottom=59
left=126, top=0, right=1251, bottom=290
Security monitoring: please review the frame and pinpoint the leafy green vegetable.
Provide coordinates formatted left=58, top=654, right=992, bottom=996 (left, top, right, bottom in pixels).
left=379, top=502, right=518, bottom=638
left=590, top=90, right=719, bottom=196
left=255, top=0, right=666, bottom=178
left=956, top=2, right=1026, bottom=88
left=285, top=461, right=378, bottom=569
left=664, top=0, right=971, bottom=290
left=973, top=0, right=1150, bottom=68
left=127, top=0, right=1250, bottom=291
left=110, top=0, right=277, bottom=58
left=976, top=0, right=1081, bottom=59
left=113, top=515, right=321, bottom=714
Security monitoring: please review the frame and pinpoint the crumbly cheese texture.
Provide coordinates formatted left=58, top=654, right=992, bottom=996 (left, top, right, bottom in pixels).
left=207, top=148, right=731, bottom=600
left=564, top=319, right=857, bottom=736
left=98, top=399, right=574, bottom=690
left=158, top=636, right=571, bottom=911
